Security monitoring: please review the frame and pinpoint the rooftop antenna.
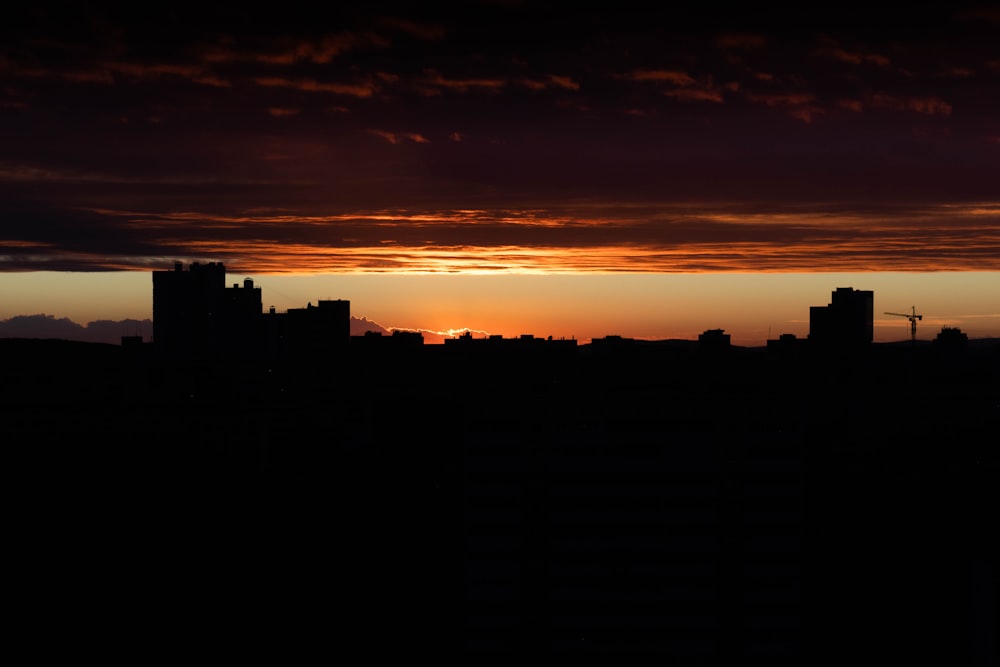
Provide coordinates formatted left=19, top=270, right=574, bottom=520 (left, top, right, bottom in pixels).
left=885, top=306, right=923, bottom=343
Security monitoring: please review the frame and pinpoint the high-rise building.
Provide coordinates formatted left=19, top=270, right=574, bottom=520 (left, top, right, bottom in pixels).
left=153, top=261, right=353, bottom=361
left=152, top=261, right=262, bottom=359
left=808, top=287, right=873, bottom=349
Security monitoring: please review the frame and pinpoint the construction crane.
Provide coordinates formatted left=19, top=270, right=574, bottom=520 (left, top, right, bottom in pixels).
left=885, top=306, right=923, bottom=342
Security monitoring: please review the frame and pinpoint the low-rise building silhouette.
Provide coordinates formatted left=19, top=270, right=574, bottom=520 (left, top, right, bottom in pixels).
left=698, top=328, right=731, bottom=353
left=351, top=330, right=425, bottom=349
left=933, top=325, right=968, bottom=349
left=443, top=331, right=577, bottom=356
left=281, top=299, right=351, bottom=359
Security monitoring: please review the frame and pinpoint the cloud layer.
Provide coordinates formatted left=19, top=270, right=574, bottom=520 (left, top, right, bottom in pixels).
left=2, top=4, right=998, bottom=273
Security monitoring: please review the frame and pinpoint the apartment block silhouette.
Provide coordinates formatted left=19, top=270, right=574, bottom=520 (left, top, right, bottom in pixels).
left=808, top=287, right=873, bottom=350
left=152, top=261, right=349, bottom=360
left=280, top=299, right=351, bottom=358
left=152, top=261, right=263, bottom=359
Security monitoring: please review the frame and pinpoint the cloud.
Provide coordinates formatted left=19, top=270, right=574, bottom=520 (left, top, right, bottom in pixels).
left=7, top=203, right=994, bottom=274
left=934, top=67, right=974, bottom=79
left=367, top=130, right=430, bottom=144
left=745, top=92, right=823, bottom=122
left=837, top=99, right=864, bottom=113
left=1, top=55, right=233, bottom=88
left=869, top=93, right=952, bottom=116
left=253, top=76, right=378, bottom=97
left=815, top=43, right=891, bottom=68
left=544, top=74, right=579, bottom=91
left=105, top=62, right=232, bottom=87
left=519, top=74, right=580, bottom=91
left=2, top=3, right=996, bottom=281
left=413, top=70, right=507, bottom=94
left=626, top=69, right=728, bottom=104
left=626, top=69, right=696, bottom=86
left=254, top=34, right=375, bottom=65
left=664, top=87, right=724, bottom=103
left=201, top=31, right=389, bottom=66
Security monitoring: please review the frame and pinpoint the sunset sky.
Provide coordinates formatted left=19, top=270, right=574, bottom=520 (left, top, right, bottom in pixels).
left=2, top=3, right=998, bottom=345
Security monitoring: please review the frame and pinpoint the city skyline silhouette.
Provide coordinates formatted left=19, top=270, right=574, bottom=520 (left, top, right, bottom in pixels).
left=2, top=4, right=997, bottom=663
left=3, top=260, right=997, bottom=662
left=3, top=265, right=998, bottom=348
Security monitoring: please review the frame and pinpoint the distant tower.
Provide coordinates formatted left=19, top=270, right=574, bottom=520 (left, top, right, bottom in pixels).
left=809, top=287, right=874, bottom=349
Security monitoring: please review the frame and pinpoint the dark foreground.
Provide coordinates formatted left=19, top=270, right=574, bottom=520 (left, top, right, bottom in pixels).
left=3, top=338, right=996, bottom=663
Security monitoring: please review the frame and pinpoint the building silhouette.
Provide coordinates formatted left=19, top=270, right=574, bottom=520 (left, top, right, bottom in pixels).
left=280, top=299, right=351, bottom=359
left=152, top=261, right=349, bottom=360
left=152, top=261, right=263, bottom=360
left=933, top=325, right=968, bottom=349
left=698, top=328, right=731, bottom=353
left=808, top=287, right=873, bottom=350
left=351, top=329, right=425, bottom=349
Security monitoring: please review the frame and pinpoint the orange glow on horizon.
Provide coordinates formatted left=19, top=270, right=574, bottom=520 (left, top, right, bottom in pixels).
left=1, top=270, right=997, bottom=347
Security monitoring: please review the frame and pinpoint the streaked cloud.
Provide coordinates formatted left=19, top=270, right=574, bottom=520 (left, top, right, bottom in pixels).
left=3, top=203, right=995, bottom=274
left=626, top=70, right=697, bottom=86
left=104, top=62, right=233, bottom=87
left=253, top=76, right=378, bottom=97
left=254, top=34, right=376, bottom=65
left=868, top=93, right=952, bottom=116
left=815, top=41, right=892, bottom=68
left=2, top=4, right=997, bottom=284
left=664, top=86, right=725, bottom=103
left=519, top=74, right=580, bottom=91
left=367, top=130, right=431, bottom=144
left=744, top=92, right=823, bottom=122
left=625, top=69, right=729, bottom=104
left=413, top=69, right=508, bottom=94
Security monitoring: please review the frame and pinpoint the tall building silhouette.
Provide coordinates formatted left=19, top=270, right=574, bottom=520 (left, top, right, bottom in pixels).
left=153, top=261, right=263, bottom=359
left=153, top=262, right=261, bottom=358
left=152, top=261, right=352, bottom=360
left=808, top=287, right=873, bottom=350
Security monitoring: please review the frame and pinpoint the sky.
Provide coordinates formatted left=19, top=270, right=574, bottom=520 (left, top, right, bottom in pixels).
left=2, top=3, right=999, bottom=345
